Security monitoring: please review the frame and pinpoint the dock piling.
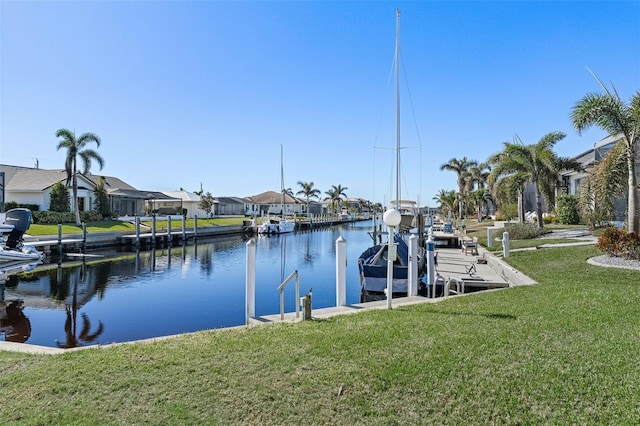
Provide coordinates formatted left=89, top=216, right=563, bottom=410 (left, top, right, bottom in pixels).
left=336, top=236, right=346, bottom=306
left=246, top=238, right=256, bottom=324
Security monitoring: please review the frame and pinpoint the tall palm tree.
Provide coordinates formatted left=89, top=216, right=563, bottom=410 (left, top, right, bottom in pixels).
left=56, top=128, right=104, bottom=226
left=440, top=157, right=478, bottom=218
left=296, top=181, right=321, bottom=217
left=325, top=184, right=348, bottom=214
left=571, top=77, right=640, bottom=233
left=489, top=132, right=573, bottom=230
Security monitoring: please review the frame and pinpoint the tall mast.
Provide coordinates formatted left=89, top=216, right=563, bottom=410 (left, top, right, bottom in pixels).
left=395, top=8, right=401, bottom=209
left=280, top=144, right=285, bottom=215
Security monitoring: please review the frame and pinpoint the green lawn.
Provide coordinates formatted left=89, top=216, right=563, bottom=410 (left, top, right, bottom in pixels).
left=28, top=221, right=137, bottom=236
left=1, top=244, right=639, bottom=424
left=27, top=217, right=247, bottom=236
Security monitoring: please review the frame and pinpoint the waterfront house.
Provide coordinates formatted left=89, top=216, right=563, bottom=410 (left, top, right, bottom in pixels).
left=245, top=191, right=303, bottom=216
left=214, top=196, right=250, bottom=216
left=159, top=190, right=209, bottom=218
left=0, top=164, right=174, bottom=217
left=558, top=133, right=638, bottom=222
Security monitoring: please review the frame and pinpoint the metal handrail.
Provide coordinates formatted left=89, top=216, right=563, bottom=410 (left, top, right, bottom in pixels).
left=277, top=270, right=300, bottom=320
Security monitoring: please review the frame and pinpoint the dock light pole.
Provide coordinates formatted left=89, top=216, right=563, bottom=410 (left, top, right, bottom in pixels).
left=383, top=209, right=401, bottom=309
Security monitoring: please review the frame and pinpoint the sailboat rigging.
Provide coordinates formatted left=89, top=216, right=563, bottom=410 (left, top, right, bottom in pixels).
left=358, top=9, right=426, bottom=301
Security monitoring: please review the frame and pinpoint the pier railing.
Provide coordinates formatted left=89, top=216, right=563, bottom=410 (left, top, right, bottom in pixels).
left=277, top=270, right=300, bottom=320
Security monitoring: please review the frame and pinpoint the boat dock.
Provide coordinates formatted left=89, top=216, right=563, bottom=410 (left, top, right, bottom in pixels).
left=251, top=243, right=537, bottom=324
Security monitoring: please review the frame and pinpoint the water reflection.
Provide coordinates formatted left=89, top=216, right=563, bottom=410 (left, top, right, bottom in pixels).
left=1, top=260, right=42, bottom=343
left=0, top=300, right=30, bottom=343
left=55, top=262, right=105, bottom=349
left=3, top=224, right=372, bottom=348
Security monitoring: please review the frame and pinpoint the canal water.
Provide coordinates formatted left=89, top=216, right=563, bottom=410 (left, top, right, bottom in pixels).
left=1, top=221, right=377, bottom=348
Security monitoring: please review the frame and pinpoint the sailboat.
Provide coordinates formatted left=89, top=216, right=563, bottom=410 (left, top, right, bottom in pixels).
left=257, top=145, right=296, bottom=235
left=358, top=9, right=425, bottom=301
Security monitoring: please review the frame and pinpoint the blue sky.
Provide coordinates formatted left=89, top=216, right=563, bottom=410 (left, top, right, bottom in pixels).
left=1, top=1, right=639, bottom=207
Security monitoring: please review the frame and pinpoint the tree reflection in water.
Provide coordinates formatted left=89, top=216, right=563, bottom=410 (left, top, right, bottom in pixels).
left=0, top=300, right=31, bottom=343
left=55, top=262, right=104, bottom=349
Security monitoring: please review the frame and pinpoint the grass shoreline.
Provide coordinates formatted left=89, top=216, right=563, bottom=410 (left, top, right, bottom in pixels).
left=3, top=224, right=640, bottom=424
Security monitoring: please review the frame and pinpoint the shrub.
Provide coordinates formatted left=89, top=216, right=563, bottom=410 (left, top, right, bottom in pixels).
left=33, top=211, right=101, bottom=224
left=503, top=222, right=543, bottom=240
left=556, top=194, right=580, bottom=225
left=596, top=227, right=640, bottom=260
left=496, top=204, right=518, bottom=221
left=4, top=200, right=19, bottom=211
left=50, top=181, right=71, bottom=212
left=4, top=201, right=39, bottom=211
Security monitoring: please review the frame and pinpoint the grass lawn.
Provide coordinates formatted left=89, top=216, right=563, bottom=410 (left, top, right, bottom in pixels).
left=28, top=221, right=137, bottom=236
left=27, top=217, right=247, bottom=236
left=1, top=243, right=639, bottom=424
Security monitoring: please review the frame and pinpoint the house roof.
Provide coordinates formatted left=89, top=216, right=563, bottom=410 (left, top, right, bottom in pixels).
left=163, top=190, right=201, bottom=202
left=85, top=173, right=137, bottom=191
left=215, top=196, right=250, bottom=204
left=247, top=191, right=300, bottom=204
left=2, top=165, right=70, bottom=190
left=0, top=164, right=144, bottom=194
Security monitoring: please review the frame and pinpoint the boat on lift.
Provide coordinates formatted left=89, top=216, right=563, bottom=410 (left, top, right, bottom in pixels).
left=0, top=208, right=45, bottom=263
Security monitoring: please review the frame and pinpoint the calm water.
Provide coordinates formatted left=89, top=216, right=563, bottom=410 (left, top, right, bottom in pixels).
left=1, top=221, right=376, bottom=348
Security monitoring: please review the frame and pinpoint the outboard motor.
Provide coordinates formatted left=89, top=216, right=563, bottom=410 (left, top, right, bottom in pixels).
left=3, top=208, right=33, bottom=249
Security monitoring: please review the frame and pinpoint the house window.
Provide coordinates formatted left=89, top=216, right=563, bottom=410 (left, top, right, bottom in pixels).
left=78, top=197, right=85, bottom=212
left=574, top=178, right=583, bottom=195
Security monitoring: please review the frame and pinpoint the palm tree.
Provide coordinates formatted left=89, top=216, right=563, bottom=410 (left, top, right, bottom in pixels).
left=282, top=187, right=294, bottom=197
left=571, top=77, right=640, bottom=233
left=296, top=181, right=321, bottom=217
left=56, top=128, right=104, bottom=226
left=433, top=189, right=456, bottom=219
left=489, top=132, right=574, bottom=230
left=440, top=157, right=478, bottom=218
left=470, top=188, right=493, bottom=221
left=325, top=184, right=348, bottom=214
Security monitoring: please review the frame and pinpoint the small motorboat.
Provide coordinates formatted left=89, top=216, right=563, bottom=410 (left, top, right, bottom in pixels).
left=257, top=217, right=295, bottom=235
left=0, top=208, right=45, bottom=263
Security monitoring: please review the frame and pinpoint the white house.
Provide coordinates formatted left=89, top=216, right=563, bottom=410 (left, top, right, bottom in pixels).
left=159, top=190, right=209, bottom=218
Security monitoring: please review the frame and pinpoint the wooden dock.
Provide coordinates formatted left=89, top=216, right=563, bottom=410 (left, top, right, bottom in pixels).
left=433, top=247, right=511, bottom=294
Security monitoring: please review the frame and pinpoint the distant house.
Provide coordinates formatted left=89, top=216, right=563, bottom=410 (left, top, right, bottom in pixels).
left=160, top=190, right=208, bottom=218
left=214, top=197, right=250, bottom=216
left=246, top=191, right=303, bottom=216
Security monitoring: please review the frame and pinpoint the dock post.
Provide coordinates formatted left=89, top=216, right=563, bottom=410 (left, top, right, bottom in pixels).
left=502, top=231, right=510, bottom=258
left=427, top=238, right=436, bottom=298
left=135, top=217, right=140, bottom=247
left=182, top=215, right=186, bottom=242
left=194, top=216, right=198, bottom=241
left=167, top=216, right=172, bottom=246
left=152, top=215, right=156, bottom=246
left=246, top=238, right=256, bottom=324
left=57, top=224, right=62, bottom=254
left=408, top=234, right=418, bottom=296
left=336, top=236, right=347, bottom=306
left=82, top=222, right=87, bottom=252
left=487, top=227, right=493, bottom=248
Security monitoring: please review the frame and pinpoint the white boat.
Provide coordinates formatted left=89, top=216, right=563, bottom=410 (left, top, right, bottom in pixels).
left=257, top=145, right=295, bottom=235
left=358, top=9, right=425, bottom=301
left=1, top=209, right=45, bottom=263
